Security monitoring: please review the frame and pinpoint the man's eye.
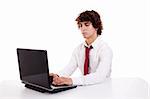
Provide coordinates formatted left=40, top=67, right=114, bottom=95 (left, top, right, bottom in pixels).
left=79, top=24, right=82, bottom=28
left=85, top=23, right=90, bottom=26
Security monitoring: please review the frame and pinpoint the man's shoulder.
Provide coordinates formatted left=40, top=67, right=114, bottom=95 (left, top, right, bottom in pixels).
left=96, top=38, right=112, bottom=53
left=73, top=43, right=84, bottom=52
left=77, top=43, right=84, bottom=48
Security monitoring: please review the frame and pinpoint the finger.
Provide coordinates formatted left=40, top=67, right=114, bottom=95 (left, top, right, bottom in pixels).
left=53, top=77, right=62, bottom=84
left=53, top=75, right=59, bottom=79
left=54, top=78, right=66, bottom=85
left=53, top=76, right=59, bottom=81
left=57, top=81, right=66, bottom=85
left=53, top=74, right=59, bottom=78
left=52, top=80, right=61, bottom=85
left=52, top=81, right=58, bottom=85
left=49, top=73, right=54, bottom=76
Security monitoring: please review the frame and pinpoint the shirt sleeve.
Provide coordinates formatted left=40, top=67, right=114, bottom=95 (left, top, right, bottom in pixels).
left=72, top=45, right=113, bottom=86
left=57, top=47, right=78, bottom=77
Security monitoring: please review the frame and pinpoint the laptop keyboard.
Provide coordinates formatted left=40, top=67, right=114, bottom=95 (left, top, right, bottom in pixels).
left=51, top=84, right=71, bottom=89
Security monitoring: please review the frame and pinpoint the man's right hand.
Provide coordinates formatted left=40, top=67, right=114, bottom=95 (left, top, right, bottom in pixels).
left=49, top=73, right=59, bottom=79
left=49, top=73, right=59, bottom=77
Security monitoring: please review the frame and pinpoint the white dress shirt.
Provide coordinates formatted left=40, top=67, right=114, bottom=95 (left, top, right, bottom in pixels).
left=58, top=36, right=113, bottom=86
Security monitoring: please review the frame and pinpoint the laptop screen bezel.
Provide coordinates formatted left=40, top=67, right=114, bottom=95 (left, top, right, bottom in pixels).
left=17, top=48, right=52, bottom=89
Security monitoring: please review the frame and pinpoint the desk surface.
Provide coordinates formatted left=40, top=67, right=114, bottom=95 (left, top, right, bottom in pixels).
left=0, top=78, right=149, bottom=99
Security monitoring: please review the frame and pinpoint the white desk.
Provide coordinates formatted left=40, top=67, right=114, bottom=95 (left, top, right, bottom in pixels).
left=0, top=78, right=149, bottom=99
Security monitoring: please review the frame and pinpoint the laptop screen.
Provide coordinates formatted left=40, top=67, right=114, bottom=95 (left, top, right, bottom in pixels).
left=17, top=48, right=51, bottom=89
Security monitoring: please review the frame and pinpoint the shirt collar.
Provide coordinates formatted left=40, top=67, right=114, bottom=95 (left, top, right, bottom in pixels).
left=83, top=36, right=102, bottom=49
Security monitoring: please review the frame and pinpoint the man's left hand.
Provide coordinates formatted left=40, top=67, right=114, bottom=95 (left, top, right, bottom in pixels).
left=52, top=77, right=73, bottom=86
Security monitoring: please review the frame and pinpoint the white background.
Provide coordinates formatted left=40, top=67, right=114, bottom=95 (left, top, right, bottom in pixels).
left=0, top=0, right=150, bottom=84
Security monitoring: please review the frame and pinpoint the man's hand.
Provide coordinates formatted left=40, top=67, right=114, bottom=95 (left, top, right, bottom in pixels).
left=53, top=76, right=73, bottom=86
left=49, top=73, right=73, bottom=85
left=49, top=73, right=59, bottom=78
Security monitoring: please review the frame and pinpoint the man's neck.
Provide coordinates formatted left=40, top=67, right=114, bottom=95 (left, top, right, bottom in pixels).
left=86, top=33, right=98, bottom=45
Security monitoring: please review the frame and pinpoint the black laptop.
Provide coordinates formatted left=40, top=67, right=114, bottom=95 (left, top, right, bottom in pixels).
left=17, top=48, right=77, bottom=93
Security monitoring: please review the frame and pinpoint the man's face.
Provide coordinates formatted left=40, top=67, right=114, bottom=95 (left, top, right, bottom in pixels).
left=78, top=21, right=97, bottom=39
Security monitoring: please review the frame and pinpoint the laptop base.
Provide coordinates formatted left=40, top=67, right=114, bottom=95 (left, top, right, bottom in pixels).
left=49, top=85, right=77, bottom=93
left=25, top=84, right=47, bottom=93
left=25, top=84, right=77, bottom=93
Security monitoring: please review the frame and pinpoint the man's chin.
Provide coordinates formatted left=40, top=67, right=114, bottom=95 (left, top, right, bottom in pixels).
left=83, top=36, right=87, bottom=39
left=82, top=35, right=89, bottom=38
left=83, top=37, right=88, bottom=39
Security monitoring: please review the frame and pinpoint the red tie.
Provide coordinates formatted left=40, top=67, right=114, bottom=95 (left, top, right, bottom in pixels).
left=84, top=46, right=92, bottom=75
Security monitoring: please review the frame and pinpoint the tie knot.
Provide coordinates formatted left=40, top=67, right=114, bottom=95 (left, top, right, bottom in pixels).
left=85, top=46, right=93, bottom=50
left=85, top=46, right=93, bottom=54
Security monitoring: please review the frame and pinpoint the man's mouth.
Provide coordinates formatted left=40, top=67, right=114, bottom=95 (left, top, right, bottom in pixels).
left=82, top=32, right=87, bottom=35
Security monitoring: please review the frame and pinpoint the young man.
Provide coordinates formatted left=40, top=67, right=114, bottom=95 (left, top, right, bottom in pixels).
left=50, top=10, right=113, bottom=86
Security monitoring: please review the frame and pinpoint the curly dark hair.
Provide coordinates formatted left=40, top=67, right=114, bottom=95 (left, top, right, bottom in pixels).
left=75, top=10, right=103, bottom=35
